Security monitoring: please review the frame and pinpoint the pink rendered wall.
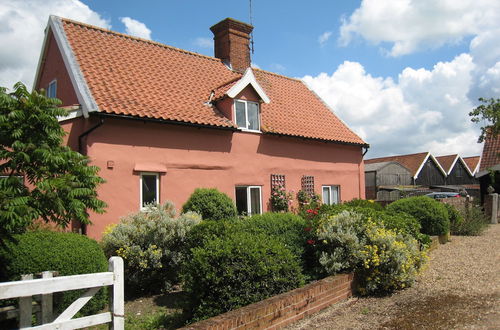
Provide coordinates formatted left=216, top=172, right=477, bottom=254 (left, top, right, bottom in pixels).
left=35, top=32, right=79, bottom=106
left=76, top=117, right=364, bottom=240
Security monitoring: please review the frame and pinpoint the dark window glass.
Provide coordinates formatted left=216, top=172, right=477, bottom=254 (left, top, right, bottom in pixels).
left=142, top=174, right=157, bottom=207
left=235, top=186, right=248, bottom=215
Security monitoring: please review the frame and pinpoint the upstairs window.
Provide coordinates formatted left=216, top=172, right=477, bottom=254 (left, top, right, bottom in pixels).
left=47, top=80, right=57, bottom=98
left=140, top=173, right=159, bottom=209
left=235, top=100, right=260, bottom=131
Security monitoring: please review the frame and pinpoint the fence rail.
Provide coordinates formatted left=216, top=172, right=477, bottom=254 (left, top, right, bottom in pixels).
left=0, top=256, right=124, bottom=330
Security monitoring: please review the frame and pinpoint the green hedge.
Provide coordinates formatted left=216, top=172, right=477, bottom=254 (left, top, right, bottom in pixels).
left=182, top=188, right=237, bottom=220
left=0, top=231, right=108, bottom=316
left=386, top=196, right=450, bottom=236
left=182, top=231, right=305, bottom=321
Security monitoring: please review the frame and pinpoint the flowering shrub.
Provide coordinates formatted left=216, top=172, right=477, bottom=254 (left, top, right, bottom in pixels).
left=270, top=185, right=294, bottom=212
left=101, top=201, right=202, bottom=295
left=314, top=210, right=427, bottom=295
left=357, top=221, right=427, bottom=295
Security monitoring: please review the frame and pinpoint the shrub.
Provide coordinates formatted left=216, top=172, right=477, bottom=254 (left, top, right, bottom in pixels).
left=386, top=196, right=450, bottom=235
left=182, top=231, right=305, bottom=321
left=102, top=202, right=202, bottom=295
left=452, top=204, right=489, bottom=236
left=240, top=213, right=307, bottom=260
left=0, top=231, right=108, bottom=316
left=315, top=210, right=427, bottom=295
left=356, top=221, right=427, bottom=295
left=343, top=198, right=384, bottom=211
left=182, top=188, right=237, bottom=220
left=184, top=213, right=308, bottom=269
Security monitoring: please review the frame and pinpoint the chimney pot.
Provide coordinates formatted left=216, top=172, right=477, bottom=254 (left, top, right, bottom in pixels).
left=210, top=18, right=253, bottom=72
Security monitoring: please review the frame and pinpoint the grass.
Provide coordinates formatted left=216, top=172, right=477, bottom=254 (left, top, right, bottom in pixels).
left=90, top=290, right=188, bottom=330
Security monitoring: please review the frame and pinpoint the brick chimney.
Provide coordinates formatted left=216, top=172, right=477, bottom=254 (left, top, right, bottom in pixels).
left=210, top=18, right=253, bottom=72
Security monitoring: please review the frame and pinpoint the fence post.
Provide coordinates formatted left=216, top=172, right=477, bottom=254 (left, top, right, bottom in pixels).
left=109, top=257, right=124, bottom=330
left=41, top=271, right=54, bottom=324
left=491, top=193, right=499, bottom=224
left=19, top=274, right=33, bottom=328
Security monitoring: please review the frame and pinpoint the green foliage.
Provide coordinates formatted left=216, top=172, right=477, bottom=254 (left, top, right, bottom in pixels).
left=387, top=196, right=450, bottom=235
left=101, top=202, right=202, bottom=295
left=184, top=213, right=309, bottom=273
left=469, top=97, right=500, bottom=143
left=182, top=231, right=305, bottom=321
left=315, top=211, right=427, bottom=295
left=0, top=231, right=108, bottom=315
left=269, top=185, right=294, bottom=212
left=0, top=83, right=106, bottom=242
left=451, top=204, right=489, bottom=236
left=343, top=198, right=384, bottom=211
left=181, top=188, right=237, bottom=220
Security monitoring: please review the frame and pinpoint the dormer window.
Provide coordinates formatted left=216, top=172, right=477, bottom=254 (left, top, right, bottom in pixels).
left=47, top=80, right=57, bottom=98
left=235, top=100, right=260, bottom=131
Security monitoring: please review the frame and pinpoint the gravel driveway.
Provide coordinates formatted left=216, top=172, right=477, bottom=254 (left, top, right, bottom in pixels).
left=287, top=224, right=500, bottom=330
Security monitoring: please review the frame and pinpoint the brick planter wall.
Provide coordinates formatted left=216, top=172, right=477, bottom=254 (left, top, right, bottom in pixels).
left=181, top=273, right=356, bottom=330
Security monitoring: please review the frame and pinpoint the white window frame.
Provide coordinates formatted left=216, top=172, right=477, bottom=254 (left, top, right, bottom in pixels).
left=234, top=99, right=260, bottom=132
left=235, top=185, right=262, bottom=216
left=322, top=185, right=340, bottom=205
left=139, top=172, right=159, bottom=210
left=47, top=79, right=57, bottom=98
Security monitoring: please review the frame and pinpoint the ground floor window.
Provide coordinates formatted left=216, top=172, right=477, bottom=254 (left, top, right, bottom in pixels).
left=235, top=186, right=262, bottom=216
left=140, top=172, right=159, bottom=209
left=322, top=185, right=340, bottom=205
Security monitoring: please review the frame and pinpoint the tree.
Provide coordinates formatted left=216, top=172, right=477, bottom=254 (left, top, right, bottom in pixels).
left=0, top=83, right=106, bottom=241
left=469, top=97, right=500, bottom=143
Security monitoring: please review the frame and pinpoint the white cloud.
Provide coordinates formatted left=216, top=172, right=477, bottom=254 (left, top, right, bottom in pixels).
left=302, top=55, right=483, bottom=158
left=270, top=63, right=286, bottom=73
left=120, top=17, right=151, bottom=40
left=0, top=0, right=110, bottom=89
left=318, top=31, right=332, bottom=46
left=193, top=37, right=212, bottom=49
left=339, top=0, right=500, bottom=57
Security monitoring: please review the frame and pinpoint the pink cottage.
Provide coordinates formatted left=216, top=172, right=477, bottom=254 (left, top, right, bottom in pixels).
left=33, top=16, right=369, bottom=239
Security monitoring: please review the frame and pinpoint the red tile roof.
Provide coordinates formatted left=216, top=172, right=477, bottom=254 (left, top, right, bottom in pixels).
left=365, top=152, right=429, bottom=177
left=480, top=132, right=500, bottom=170
left=59, top=18, right=366, bottom=146
left=463, top=156, right=480, bottom=174
left=435, top=154, right=458, bottom=174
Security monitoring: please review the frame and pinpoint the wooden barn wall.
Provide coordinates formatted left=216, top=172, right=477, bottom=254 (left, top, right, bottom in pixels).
left=446, top=161, right=477, bottom=185
left=415, top=159, right=446, bottom=186
left=377, top=164, right=412, bottom=186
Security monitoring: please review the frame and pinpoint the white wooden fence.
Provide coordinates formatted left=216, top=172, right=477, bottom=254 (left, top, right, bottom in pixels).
left=0, top=256, right=124, bottom=329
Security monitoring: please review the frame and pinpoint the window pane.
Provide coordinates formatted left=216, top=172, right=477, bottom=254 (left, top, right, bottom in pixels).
left=322, top=187, right=330, bottom=205
left=48, top=81, right=57, bottom=98
left=235, top=187, right=248, bottom=215
left=247, top=102, right=259, bottom=130
left=332, top=186, right=339, bottom=204
left=235, top=101, right=247, bottom=128
left=142, top=175, right=157, bottom=207
left=249, top=187, right=261, bottom=215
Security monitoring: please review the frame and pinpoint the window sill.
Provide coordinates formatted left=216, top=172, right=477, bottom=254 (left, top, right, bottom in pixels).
left=238, top=128, right=262, bottom=133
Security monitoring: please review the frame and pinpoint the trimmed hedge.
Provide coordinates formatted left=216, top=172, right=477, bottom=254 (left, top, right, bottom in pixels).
left=0, top=231, right=108, bottom=316
left=343, top=198, right=384, bottom=211
left=182, top=188, right=237, bottom=220
left=182, top=231, right=305, bottom=321
left=386, top=196, right=450, bottom=236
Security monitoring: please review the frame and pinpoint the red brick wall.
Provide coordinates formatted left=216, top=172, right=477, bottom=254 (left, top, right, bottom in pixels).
left=181, top=273, right=356, bottom=330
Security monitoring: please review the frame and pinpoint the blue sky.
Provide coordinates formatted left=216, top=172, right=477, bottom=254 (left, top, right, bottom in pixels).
left=1, top=0, right=499, bottom=158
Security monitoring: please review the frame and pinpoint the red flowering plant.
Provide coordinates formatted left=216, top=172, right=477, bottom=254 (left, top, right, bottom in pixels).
left=269, top=185, right=294, bottom=212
